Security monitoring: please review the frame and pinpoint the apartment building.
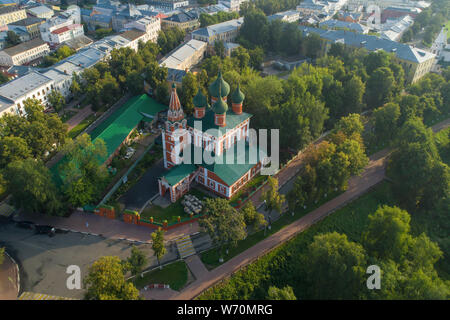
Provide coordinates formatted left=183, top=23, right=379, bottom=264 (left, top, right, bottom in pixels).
left=10, top=16, right=44, bottom=39
left=47, top=23, right=84, bottom=46
left=161, top=10, right=199, bottom=31
left=191, top=17, right=244, bottom=44
left=0, top=5, right=27, bottom=26
left=0, top=38, right=50, bottom=66
left=26, top=5, right=54, bottom=20
left=123, top=16, right=161, bottom=43
left=159, top=39, right=206, bottom=70
left=0, top=71, right=54, bottom=117
left=299, top=26, right=436, bottom=83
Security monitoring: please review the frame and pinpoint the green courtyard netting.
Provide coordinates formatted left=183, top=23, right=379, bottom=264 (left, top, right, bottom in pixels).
left=51, top=94, right=167, bottom=186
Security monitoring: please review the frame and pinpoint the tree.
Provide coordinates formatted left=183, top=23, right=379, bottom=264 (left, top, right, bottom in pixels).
left=242, top=201, right=267, bottom=232
left=365, top=67, right=395, bottom=109
left=4, top=159, right=63, bottom=216
left=126, top=70, right=144, bottom=95
left=84, top=256, right=140, bottom=300
left=60, top=134, right=108, bottom=207
left=200, top=198, right=247, bottom=260
left=70, top=76, right=82, bottom=99
left=214, top=40, right=226, bottom=59
left=47, top=90, right=66, bottom=114
left=304, top=232, right=367, bottom=299
left=333, top=113, right=364, bottom=138
left=260, top=176, right=285, bottom=217
left=5, top=31, right=20, bottom=47
left=151, top=228, right=166, bottom=269
left=127, top=245, right=147, bottom=276
left=372, top=102, right=401, bottom=143
left=267, top=286, right=296, bottom=300
left=303, top=33, right=322, bottom=59
left=181, top=72, right=198, bottom=115
left=362, top=206, right=412, bottom=261
left=0, top=136, right=32, bottom=168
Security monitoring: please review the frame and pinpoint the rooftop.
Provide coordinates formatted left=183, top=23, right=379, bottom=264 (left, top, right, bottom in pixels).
left=10, top=16, right=44, bottom=27
left=51, top=23, right=82, bottom=35
left=0, top=71, right=52, bottom=101
left=187, top=108, right=252, bottom=138
left=0, top=5, right=23, bottom=15
left=159, top=39, right=206, bottom=69
left=192, top=17, right=244, bottom=39
left=299, top=26, right=436, bottom=64
left=27, top=5, right=54, bottom=16
left=120, top=29, right=146, bottom=41
left=2, top=38, right=48, bottom=57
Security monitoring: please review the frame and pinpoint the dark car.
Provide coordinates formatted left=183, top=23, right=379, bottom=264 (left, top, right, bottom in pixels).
left=35, top=225, right=56, bottom=237
left=16, top=221, right=35, bottom=230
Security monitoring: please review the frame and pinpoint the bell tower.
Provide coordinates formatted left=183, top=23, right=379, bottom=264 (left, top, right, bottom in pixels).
left=162, top=83, right=188, bottom=169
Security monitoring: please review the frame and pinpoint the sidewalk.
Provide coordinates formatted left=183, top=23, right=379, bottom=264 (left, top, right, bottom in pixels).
left=15, top=210, right=199, bottom=244
left=65, top=105, right=93, bottom=131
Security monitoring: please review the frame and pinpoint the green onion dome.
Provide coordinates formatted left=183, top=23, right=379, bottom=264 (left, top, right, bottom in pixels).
left=193, top=89, right=207, bottom=108
left=208, top=70, right=230, bottom=98
left=231, top=83, right=245, bottom=104
left=212, top=97, right=228, bottom=114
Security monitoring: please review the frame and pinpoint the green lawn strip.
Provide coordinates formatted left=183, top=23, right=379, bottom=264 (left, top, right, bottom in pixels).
left=435, top=127, right=450, bottom=164
left=197, top=182, right=395, bottom=299
left=131, top=260, right=188, bottom=291
left=140, top=188, right=210, bottom=224
left=68, top=114, right=96, bottom=139
left=200, top=189, right=342, bottom=270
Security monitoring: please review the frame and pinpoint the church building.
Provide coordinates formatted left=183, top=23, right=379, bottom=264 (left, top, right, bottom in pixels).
left=158, top=71, right=266, bottom=203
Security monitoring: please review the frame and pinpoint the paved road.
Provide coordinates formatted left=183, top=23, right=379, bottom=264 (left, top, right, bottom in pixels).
left=0, top=221, right=180, bottom=299
left=119, top=159, right=165, bottom=211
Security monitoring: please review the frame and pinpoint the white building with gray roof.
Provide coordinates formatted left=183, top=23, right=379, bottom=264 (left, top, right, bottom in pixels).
left=299, top=26, right=436, bottom=83
left=0, top=71, right=54, bottom=117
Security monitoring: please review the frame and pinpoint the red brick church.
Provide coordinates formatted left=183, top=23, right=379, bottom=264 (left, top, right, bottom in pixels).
left=158, top=72, right=266, bottom=203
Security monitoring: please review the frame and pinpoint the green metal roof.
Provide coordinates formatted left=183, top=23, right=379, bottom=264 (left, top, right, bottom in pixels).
left=202, top=142, right=264, bottom=186
left=51, top=94, right=167, bottom=186
left=211, top=96, right=228, bottom=114
left=231, top=83, right=245, bottom=104
left=91, top=94, right=167, bottom=164
left=193, top=88, right=208, bottom=108
left=161, top=163, right=197, bottom=186
left=186, top=109, right=252, bottom=137
left=163, top=142, right=264, bottom=187
left=208, top=70, right=230, bottom=98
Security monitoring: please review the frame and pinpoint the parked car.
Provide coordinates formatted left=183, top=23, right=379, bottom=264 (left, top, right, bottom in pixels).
left=124, top=147, right=136, bottom=159
left=16, top=221, right=35, bottom=230
left=35, top=225, right=56, bottom=236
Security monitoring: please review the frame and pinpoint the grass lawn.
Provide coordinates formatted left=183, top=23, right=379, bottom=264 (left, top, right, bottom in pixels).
left=140, top=188, right=210, bottom=224
left=200, top=188, right=343, bottom=270
left=131, top=260, right=188, bottom=291
left=68, top=114, right=96, bottom=139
